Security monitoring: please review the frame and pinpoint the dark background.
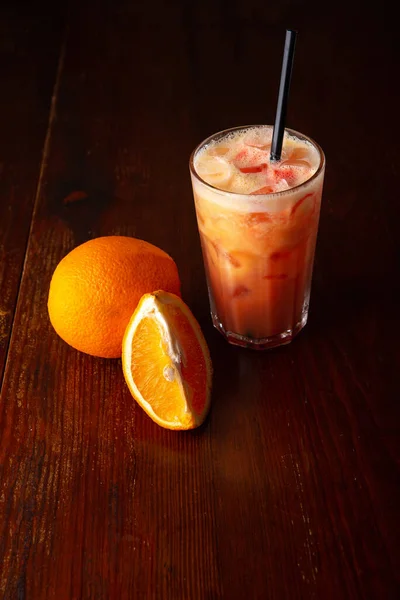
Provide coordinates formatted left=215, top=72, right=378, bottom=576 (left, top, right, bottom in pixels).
left=0, top=1, right=399, bottom=598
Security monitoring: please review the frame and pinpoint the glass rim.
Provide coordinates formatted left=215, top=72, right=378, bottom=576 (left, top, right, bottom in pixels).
left=189, top=124, right=325, bottom=198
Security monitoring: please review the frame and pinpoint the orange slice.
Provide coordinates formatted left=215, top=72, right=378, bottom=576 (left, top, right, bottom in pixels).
left=122, top=291, right=212, bottom=430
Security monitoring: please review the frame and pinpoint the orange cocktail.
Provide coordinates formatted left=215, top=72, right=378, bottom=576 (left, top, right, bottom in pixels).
left=190, top=125, right=325, bottom=349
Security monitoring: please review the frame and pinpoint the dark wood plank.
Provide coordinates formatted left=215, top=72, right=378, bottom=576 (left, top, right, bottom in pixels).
left=0, top=1, right=399, bottom=599
left=0, top=6, right=65, bottom=380
left=0, top=4, right=222, bottom=599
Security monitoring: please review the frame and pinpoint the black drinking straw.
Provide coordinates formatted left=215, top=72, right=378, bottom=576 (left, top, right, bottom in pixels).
left=270, top=29, right=298, bottom=162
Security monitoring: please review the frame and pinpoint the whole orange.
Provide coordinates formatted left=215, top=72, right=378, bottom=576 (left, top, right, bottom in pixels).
left=48, top=236, right=181, bottom=358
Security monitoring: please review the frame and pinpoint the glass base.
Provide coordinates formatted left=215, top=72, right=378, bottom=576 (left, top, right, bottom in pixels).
left=211, top=312, right=308, bottom=350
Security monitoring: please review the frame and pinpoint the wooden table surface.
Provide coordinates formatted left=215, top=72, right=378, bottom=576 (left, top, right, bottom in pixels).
left=0, top=1, right=399, bottom=598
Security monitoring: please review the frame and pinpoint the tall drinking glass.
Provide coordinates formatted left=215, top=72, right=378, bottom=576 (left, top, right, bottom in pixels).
left=189, top=125, right=325, bottom=350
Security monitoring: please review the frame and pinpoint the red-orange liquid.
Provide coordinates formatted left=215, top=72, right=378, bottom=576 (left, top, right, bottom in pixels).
left=196, top=189, right=322, bottom=342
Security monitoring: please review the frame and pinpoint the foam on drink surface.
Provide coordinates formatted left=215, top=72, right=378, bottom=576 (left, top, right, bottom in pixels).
left=194, top=126, right=319, bottom=195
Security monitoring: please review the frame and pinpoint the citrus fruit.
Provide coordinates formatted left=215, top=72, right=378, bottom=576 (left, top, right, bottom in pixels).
left=122, top=291, right=212, bottom=430
left=48, top=236, right=181, bottom=358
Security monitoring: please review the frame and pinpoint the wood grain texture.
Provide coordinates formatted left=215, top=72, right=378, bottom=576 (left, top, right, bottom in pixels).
left=0, top=6, right=65, bottom=380
left=0, top=1, right=399, bottom=599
